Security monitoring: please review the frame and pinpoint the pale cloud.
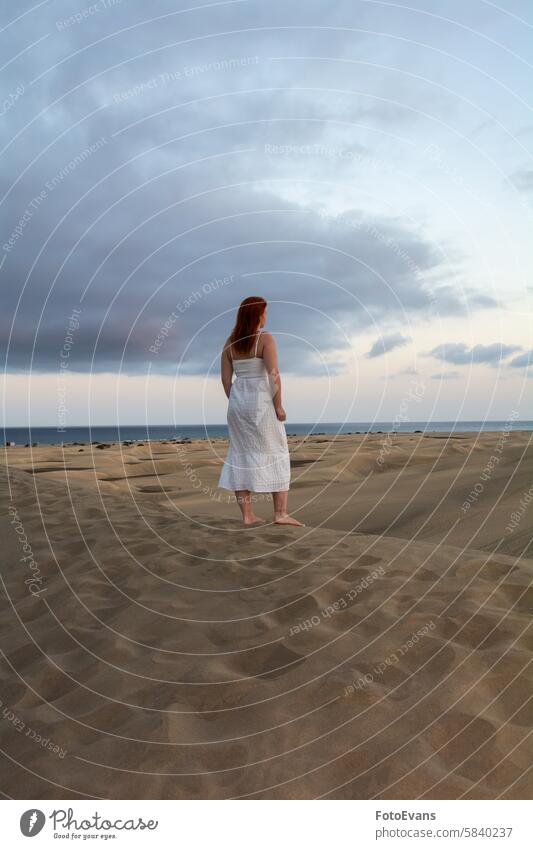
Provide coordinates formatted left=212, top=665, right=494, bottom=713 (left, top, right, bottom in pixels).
left=508, top=350, right=533, bottom=369
left=366, top=333, right=411, bottom=359
left=430, top=370, right=460, bottom=380
left=428, top=343, right=521, bottom=365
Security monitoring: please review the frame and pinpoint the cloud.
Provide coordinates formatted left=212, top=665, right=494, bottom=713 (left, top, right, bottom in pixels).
left=469, top=293, right=499, bottom=309
left=425, top=284, right=498, bottom=314
left=510, top=170, right=533, bottom=193
left=0, top=0, right=503, bottom=378
left=366, top=332, right=410, bottom=359
left=381, top=365, right=418, bottom=380
left=430, top=370, right=460, bottom=380
left=1, top=182, right=469, bottom=375
left=508, top=350, right=533, bottom=368
left=395, top=366, right=418, bottom=376
left=428, top=342, right=521, bottom=365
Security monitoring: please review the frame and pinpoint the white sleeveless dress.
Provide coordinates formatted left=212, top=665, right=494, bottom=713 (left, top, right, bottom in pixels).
left=218, top=335, right=290, bottom=492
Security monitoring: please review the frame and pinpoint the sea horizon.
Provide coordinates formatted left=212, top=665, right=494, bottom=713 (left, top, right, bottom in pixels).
left=3, top=420, right=532, bottom=446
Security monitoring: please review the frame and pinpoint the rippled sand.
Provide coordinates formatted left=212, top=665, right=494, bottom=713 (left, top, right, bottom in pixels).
left=1, top=431, right=532, bottom=798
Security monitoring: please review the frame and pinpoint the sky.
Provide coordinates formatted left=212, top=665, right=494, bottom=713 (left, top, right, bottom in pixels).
left=1, top=0, right=532, bottom=426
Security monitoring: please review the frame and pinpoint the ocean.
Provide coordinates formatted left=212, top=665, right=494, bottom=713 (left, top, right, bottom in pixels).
left=3, top=421, right=532, bottom=446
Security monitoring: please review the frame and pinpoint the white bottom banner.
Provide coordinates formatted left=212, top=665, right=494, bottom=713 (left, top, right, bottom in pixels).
left=2, top=800, right=529, bottom=847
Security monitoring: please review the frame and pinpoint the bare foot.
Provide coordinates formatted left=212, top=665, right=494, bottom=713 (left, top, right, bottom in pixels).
left=274, top=513, right=305, bottom=527
left=243, top=515, right=266, bottom=526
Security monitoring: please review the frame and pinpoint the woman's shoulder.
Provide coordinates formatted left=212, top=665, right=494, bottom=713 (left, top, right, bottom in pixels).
left=257, top=331, right=275, bottom=358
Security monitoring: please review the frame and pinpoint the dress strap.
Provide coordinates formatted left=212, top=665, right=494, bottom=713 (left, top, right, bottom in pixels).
left=253, top=332, right=261, bottom=357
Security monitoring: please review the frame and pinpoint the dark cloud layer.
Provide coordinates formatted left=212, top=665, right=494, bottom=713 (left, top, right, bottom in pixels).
left=1, top=0, right=500, bottom=376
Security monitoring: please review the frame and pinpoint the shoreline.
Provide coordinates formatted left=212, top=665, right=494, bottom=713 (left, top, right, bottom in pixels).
left=4, top=428, right=533, bottom=448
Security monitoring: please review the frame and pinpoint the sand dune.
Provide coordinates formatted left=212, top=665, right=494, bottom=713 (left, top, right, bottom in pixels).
left=1, top=431, right=532, bottom=798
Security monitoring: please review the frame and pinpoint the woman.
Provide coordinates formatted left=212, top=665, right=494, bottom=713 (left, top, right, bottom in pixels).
left=219, top=296, right=304, bottom=527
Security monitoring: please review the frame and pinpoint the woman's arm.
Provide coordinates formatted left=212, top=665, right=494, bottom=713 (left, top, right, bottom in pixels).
left=262, top=332, right=286, bottom=421
left=221, top=344, right=233, bottom=399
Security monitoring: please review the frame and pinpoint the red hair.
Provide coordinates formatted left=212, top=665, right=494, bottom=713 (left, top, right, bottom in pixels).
left=228, top=296, right=267, bottom=355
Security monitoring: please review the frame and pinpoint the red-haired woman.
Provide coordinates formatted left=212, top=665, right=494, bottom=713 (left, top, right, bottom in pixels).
left=219, top=296, right=304, bottom=526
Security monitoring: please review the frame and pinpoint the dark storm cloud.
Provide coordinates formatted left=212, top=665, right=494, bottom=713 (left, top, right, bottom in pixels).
left=366, top=332, right=410, bottom=358
left=1, top=0, right=495, bottom=376
left=428, top=342, right=521, bottom=365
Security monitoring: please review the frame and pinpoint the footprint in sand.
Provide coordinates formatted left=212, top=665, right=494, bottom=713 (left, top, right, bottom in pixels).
left=36, top=666, right=82, bottom=703
left=267, top=532, right=294, bottom=544
left=234, top=643, right=305, bottom=680
left=356, top=554, right=381, bottom=566
left=255, top=553, right=298, bottom=574
left=137, top=485, right=178, bottom=493
left=128, top=541, right=162, bottom=557
left=440, top=613, right=512, bottom=651
left=271, top=593, right=321, bottom=625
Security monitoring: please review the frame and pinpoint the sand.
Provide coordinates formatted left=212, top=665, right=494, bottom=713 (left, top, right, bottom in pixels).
left=1, top=430, right=532, bottom=799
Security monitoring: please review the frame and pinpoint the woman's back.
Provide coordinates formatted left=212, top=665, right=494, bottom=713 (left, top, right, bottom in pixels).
left=227, top=333, right=266, bottom=378
left=232, top=357, right=266, bottom=378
